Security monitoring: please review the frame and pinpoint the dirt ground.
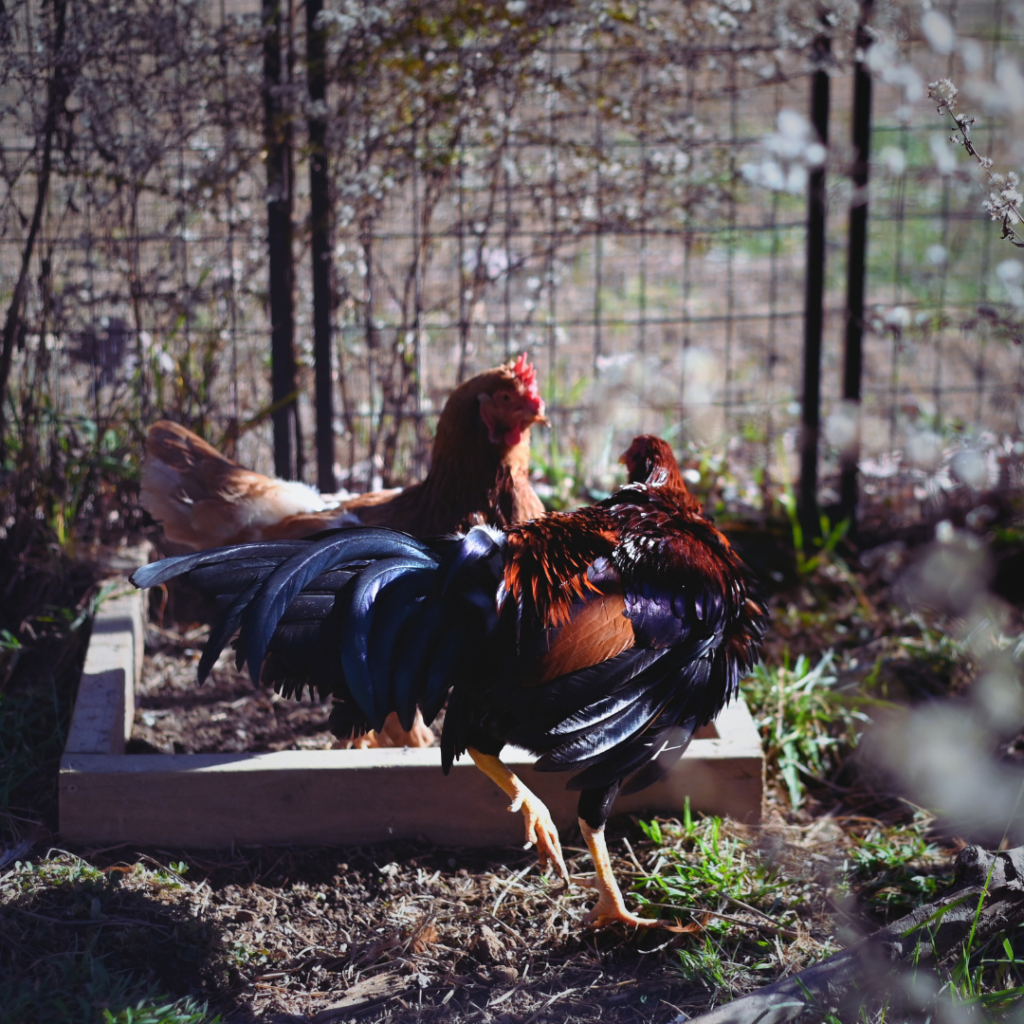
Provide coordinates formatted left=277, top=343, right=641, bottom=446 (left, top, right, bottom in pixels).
left=9, top=519, right=1024, bottom=1022
left=129, top=627, right=340, bottom=755
left=11, top=800, right=913, bottom=1024
left=109, top=839, right=716, bottom=1023
left=118, top=629, right=721, bottom=1021
left=103, top=576, right=952, bottom=1023
left=129, top=627, right=449, bottom=755
left=109, top=604, right=846, bottom=1022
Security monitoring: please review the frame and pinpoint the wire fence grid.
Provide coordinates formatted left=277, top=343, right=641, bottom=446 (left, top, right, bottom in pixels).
left=1, top=0, right=1022, bottom=525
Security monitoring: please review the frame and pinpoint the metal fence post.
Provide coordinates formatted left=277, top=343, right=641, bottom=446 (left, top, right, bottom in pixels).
left=799, top=30, right=831, bottom=545
left=264, top=0, right=299, bottom=481
left=307, top=0, right=336, bottom=493
left=840, top=0, right=874, bottom=528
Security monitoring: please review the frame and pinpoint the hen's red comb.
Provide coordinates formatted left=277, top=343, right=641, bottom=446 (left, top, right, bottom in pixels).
left=512, top=352, right=540, bottom=401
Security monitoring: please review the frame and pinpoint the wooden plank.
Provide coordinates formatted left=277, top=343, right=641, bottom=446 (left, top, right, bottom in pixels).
left=64, top=592, right=142, bottom=755
left=59, top=697, right=763, bottom=847
left=96, top=549, right=149, bottom=689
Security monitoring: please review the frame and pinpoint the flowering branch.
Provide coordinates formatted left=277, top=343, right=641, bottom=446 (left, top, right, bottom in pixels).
left=929, top=78, right=1024, bottom=249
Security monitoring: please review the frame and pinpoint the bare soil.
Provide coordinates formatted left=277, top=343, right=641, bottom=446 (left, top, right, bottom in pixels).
left=128, top=626, right=422, bottom=755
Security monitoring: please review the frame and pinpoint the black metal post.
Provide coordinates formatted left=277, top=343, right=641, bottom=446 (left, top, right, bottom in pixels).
left=840, top=0, right=873, bottom=527
left=307, top=0, right=336, bottom=493
left=264, top=0, right=299, bottom=480
left=799, top=31, right=830, bottom=546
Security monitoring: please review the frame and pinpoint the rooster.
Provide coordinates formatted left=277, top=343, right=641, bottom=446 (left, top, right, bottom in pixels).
left=131, top=435, right=766, bottom=928
left=141, top=353, right=547, bottom=549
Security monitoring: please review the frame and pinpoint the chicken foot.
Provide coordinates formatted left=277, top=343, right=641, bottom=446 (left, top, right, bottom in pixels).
left=469, top=748, right=568, bottom=880
left=352, top=710, right=434, bottom=750
left=578, top=820, right=686, bottom=930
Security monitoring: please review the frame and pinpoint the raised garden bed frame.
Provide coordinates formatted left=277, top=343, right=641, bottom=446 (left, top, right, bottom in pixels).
left=60, top=586, right=765, bottom=848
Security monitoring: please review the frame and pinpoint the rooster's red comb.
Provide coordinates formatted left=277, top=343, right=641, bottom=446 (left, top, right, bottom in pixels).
left=512, top=352, right=540, bottom=401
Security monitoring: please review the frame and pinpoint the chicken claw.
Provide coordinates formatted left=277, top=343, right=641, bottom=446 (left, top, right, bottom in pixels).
left=512, top=789, right=568, bottom=880
left=583, top=890, right=665, bottom=929
left=579, top=819, right=688, bottom=930
left=469, top=748, right=569, bottom=881
left=367, top=710, right=435, bottom=749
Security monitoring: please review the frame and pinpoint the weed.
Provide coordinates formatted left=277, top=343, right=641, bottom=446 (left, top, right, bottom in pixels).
left=778, top=484, right=850, bottom=578
left=841, top=819, right=947, bottom=920
left=939, top=932, right=1024, bottom=1017
left=0, top=954, right=217, bottom=1024
left=101, top=999, right=218, bottom=1024
left=0, top=851, right=222, bottom=1024
left=636, top=815, right=790, bottom=922
left=676, top=935, right=732, bottom=990
left=626, top=812, right=840, bottom=995
left=746, top=651, right=869, bottom=808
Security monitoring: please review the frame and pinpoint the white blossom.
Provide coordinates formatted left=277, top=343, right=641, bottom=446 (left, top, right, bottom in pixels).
left=960, top=39, right=985, bottom=73
left=880, top=145, right=907, bottom=176
left=922, top=10, right=955, bottom=56
left=741, top=109, right=823, bottom=195
left=929, top=133, right=958, bottom=174
left=997, top=259, right=1024, bottom=307
left=984, top=172, right=1023, bottom=222
left=928, top=78, right=959, bottom=112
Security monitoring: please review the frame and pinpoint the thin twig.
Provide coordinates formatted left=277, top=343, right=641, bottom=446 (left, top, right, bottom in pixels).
left=930, top=79, right=1024, bottom=249
left=520, top=986, right=578, bottom=1024
left=492, top=864, right=532, bottom=915
left=724, top=892, right=801, bottom=933
left=621, top=836, right=647, bottom=875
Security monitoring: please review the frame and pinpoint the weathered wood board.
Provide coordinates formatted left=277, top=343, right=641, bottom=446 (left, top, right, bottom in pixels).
left=60, top=587, right=765, bottom=847
left=64, top=591, right=144, bottom=756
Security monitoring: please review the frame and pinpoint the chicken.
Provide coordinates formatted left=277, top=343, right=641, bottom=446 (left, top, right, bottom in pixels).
left=619, top=433, right=689, bottom=491
left=141, top=353, right=547, bottom=549
left=141, top=355, right=547, bottom=750
left=130, top=434, right=767, bottom=929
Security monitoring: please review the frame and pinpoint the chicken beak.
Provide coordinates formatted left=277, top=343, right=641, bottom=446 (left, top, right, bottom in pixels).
left=520, top=394, right=548, bottom=430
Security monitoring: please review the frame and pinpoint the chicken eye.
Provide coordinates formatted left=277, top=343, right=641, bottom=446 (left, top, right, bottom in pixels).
left=498, top=392, right=512, bottom=403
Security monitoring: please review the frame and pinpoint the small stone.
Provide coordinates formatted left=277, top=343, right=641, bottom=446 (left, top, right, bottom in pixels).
left=473, top=924, right=505, bottom=963
left=492, top=965, right=519, bottom=985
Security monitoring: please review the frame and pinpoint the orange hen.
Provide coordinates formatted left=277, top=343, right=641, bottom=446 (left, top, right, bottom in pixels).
left=141, top=354, right=547, bottom=549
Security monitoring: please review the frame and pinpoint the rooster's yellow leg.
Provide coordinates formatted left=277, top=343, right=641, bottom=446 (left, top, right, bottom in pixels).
left=469, top=748, right=568, bottom=880
left=579, top=819, right=677, bottom=929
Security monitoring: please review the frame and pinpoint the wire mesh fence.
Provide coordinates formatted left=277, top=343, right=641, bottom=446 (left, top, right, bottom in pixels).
left=1, top=0, right=1022, bottom=527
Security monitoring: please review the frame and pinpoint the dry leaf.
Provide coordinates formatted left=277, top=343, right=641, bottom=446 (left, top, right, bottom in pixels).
left=410, top=922, right=439, bottom=954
